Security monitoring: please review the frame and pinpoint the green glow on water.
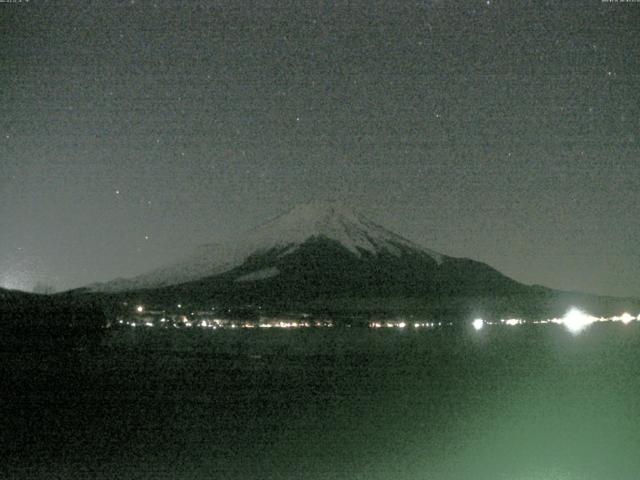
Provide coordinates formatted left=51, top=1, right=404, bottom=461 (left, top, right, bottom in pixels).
left=3, top=323, right=640, bottom=479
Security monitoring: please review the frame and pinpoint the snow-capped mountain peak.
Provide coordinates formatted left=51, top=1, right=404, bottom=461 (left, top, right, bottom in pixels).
left=249, top=200, right=441, bottom=259
left=88, top=201, right=444, bottom=292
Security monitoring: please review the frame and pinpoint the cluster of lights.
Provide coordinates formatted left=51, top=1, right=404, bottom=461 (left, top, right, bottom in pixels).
left=472, top=308, right=639, bottom=335
left=369, top=321, right=406, bottom=329
left=257, top=321, right=316, bottom=328
left=122, top=306, right=335, bottom=330
left=124, top=305, right=638, bottom=335
left=369, top=321, right=447, bottom=329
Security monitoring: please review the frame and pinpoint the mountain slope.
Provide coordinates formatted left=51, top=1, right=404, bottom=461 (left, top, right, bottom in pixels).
left=149, top=235, right=527, bottom=308
left=79, top=201, right=640, bottom=319
left=89, top=201, right=447, bottom=293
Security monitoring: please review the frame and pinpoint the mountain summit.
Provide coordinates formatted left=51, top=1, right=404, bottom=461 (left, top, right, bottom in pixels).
left=85, top=200, right=544, bottom=318
left=244, top=200, right=444, bottom=260
left=80, top=201, right=639, bottom=318
left=89, top=201, right=447, bottom=293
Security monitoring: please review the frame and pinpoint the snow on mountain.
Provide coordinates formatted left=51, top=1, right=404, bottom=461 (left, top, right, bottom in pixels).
left=235, top=267, right=281, bottom=283
left=88, top=201, right=445, bottom=293
left=246, top=201, right=443, bottom=259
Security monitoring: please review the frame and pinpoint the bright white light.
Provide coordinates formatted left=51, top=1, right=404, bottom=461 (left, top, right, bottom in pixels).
left=136, top=305, right=144, bottom=313
left=398, top=322, right=406, bottom=328
left=563, top=308, right=595, bottom=334
left=472, top=318, right=484, bottom=331
left=144, top=322, right=153, bottom=327
left=620, top=312, right=634, bottom=325
left=504, top=318, right=520, bottom=326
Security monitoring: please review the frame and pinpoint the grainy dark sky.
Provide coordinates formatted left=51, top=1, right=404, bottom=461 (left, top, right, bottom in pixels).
left=1, top=0, right=638, bottom=297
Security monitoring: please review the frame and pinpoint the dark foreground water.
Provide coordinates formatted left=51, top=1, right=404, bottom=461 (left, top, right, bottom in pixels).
left=3, top=324, right=640, bottom=480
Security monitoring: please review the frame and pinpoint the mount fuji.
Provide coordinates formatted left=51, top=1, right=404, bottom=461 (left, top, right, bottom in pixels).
left=79, top=201, right=637, bottom=318
left=87, top=201, right=520, bottom=295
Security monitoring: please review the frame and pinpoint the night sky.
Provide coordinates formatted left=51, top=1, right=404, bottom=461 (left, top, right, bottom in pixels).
left=1, top=0, right=638, bottom=297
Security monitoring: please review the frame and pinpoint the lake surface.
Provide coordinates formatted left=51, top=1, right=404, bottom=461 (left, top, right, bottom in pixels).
left=3, top=323, right=640, bottom=479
